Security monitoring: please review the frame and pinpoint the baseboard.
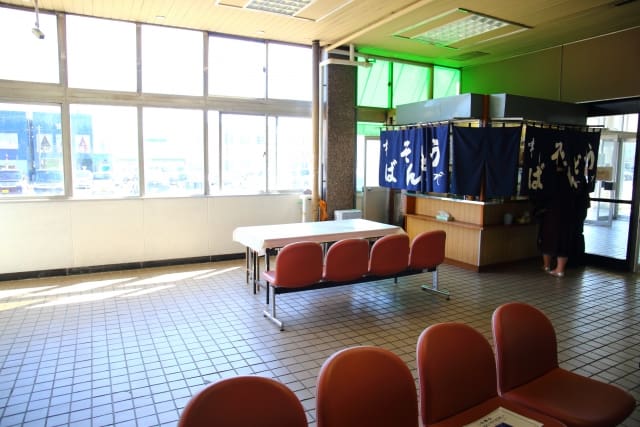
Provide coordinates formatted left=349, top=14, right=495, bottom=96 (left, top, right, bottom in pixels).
left=0, top=253, right=245, bottom=282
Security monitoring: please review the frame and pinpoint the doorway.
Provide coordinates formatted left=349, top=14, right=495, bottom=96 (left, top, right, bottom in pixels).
left=355, top=134, right=394, bottom=223
left=584, top=113, right=638, bottom=270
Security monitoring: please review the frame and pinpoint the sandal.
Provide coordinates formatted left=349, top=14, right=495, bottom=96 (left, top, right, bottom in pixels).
left=548, top=270, right=564, bottom=278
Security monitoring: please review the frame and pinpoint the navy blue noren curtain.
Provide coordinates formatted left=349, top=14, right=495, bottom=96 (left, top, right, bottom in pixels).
left=429, top=124, right=449, bottom=193
left=520, top=126, right=600, bottom=198
left=451, top=125, right=522, bottom=198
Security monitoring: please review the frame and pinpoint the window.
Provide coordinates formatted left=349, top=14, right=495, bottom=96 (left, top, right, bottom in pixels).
left=357, top=60, right=460, bottom=108
left=0, top=103, right=63, bottom=197
left=267, top=116, right=312, bottom=191
left=357, top=59, right=390, bottom=108
left=67, top=16, right=137, bottom=91
left=69, top=105, right=139, bottom=197
left=268, top=43, right=312, bottom=101
left=0, top=5, right=316, bottom=200
left=143, top=108, right=204, bottom=196
left=0, top=8, right=58, bottom=83
left=142, top=25, right=203, bottom=96
left=209, top=36, right=266, bottom=98
left=356, top=122, right=383, bottom=191
left=219, top=114, right=266, bottom=193
left=433, top=66, right=460, bottom=98
left=392, top=63, right=430, bottom=107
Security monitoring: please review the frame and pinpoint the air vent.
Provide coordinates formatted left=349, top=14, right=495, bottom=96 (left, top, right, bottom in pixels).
left=448, top=51, right=489, bottom=61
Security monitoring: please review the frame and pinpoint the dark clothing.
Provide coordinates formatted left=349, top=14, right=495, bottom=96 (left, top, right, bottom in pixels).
left=537, top=174, right=577, bottom=258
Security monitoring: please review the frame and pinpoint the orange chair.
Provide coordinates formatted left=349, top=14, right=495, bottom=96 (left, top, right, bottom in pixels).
left=417, top=322, right=566, bottom=427
left=316, top=346, right=419, bottom=427
left=262, top=241, right=324, bottom=330
left=408, top=230, right=448, bottom=298
left=492, top=302, right=636, bottom=427
left=323, top=238, right=369, bottom=282
left=368, top=233, right=410, bottom=277
left=178, top=375, right=308, bottom=427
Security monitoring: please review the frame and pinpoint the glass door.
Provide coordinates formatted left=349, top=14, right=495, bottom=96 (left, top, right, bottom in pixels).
left=356, top=134, right=391, bottom=223
left=584, top=114, right=638, bottom=268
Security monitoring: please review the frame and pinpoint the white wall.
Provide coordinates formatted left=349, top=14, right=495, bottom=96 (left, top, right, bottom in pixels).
left=0, top=194, right=303, bottom=275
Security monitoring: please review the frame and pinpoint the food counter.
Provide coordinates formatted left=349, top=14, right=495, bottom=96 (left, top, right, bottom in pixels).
left=404, top=193, right=538, bottom=271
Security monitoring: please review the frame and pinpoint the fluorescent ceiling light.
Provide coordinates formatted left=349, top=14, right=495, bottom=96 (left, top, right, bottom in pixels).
left=217, top=0, right=351, bottom=22
left=395, top=8, right=530, bottom=49
left=245, top=0, right=313, bottom=16
left=416, top=14, right=507, bottom=45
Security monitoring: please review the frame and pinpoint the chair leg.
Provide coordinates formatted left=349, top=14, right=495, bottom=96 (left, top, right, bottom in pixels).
left=264, top=281, right=270, bottom=305
left=421, top=268, right=450, bottom=300
left=263, top=287, right=284, bottom=331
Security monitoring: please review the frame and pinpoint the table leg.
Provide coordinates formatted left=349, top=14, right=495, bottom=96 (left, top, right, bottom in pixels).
left=245, top=247, right=250, bottom=284
left=252, top=250, right=259, bottom=294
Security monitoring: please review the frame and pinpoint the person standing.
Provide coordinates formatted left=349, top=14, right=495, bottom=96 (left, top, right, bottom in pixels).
left=538, top=168, right=576, bottom=277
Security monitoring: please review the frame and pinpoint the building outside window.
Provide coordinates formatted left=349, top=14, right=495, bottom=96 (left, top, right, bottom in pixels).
left=70, top=105, right=139, bottom=197
left=0, top=5, right=459, bottom=199
left=143, top=108, right=204, bottom=196
left=0, top=104, right=63, bottom=196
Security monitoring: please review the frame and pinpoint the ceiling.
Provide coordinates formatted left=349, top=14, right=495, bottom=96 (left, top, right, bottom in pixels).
left=2, top=0, right=640, bottom=68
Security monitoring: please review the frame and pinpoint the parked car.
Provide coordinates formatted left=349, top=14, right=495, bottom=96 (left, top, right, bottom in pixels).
left=0, top=169, right=24, bottom=194
left=32, top=169, right=64, bottom=195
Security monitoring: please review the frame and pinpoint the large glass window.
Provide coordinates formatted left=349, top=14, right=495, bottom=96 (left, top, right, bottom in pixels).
left=143, top=108, right=204, bottom=196
left=0, top=8, right=59, bottom=83
left=0, top=5, right=321, bottom=199
left=219, top=114, right=266, bottom=193
left=67, top=16, right=137, bottom=91
left=142, top=26, right=203, bottom=96
left=357, top=59, right=390, bottom=108
left=433, top=66, right=460, bottom=98
left=69, top=105, right=139, bottom=197
left=209, top=37, right=266, bottom=98
left=392, top=63, right=430, bottom=107
left=267, top=116, right=312, bottom=191
left=267, top=43, right=311, bottom=101
left=358, top=60, right=460, bottom=107
left=0, top=103, right=63, bottom=196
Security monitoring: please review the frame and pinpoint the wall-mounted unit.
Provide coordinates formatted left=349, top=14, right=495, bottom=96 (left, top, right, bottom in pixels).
left=396, top=93, right=485, bottom=125
left=490, top=93, right=588, bottom=125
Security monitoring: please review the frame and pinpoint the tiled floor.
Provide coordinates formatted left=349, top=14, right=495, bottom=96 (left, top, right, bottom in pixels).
left=0, top=258, right=638, bottom=426
left=584, top=217, right=633, bottom=260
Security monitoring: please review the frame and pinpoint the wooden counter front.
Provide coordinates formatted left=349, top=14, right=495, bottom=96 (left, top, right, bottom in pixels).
left=404, top=194, right=538, bottom=270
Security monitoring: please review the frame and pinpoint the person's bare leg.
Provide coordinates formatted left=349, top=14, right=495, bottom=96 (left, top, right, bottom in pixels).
left=551, top=256, right=567, bottom=277
left=542, top=254, right=552, bottom=271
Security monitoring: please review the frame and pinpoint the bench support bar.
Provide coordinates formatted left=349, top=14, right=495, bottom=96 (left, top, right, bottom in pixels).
left=262, top=267, right=450, bottom=330
left=421, top=269, right=450, bottom=300
left=263, top=286, right=284, bottom=330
